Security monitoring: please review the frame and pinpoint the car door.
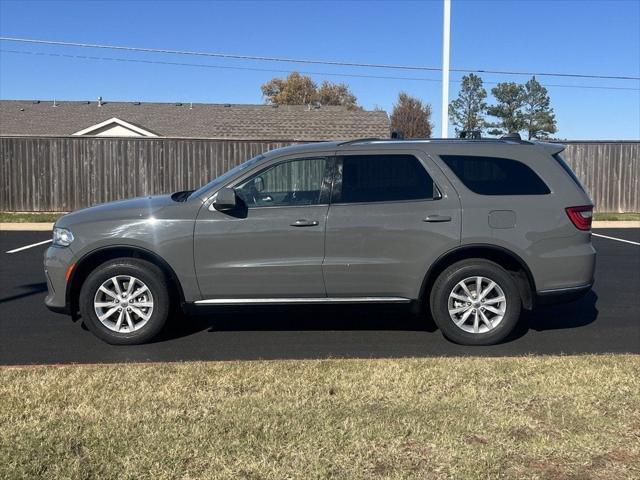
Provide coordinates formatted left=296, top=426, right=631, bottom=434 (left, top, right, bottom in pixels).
left=193, top=155, right=332, bottom=300
left=322, top=149, right=461, bottom=300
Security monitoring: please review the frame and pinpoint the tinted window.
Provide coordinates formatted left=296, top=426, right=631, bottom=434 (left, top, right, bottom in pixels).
left=236, top=157, right=328, bottom=207
left=190, top=154, right=263, bottom=200
left=337, top=155, right=439, bottom=203
left=440, top=155, right=550, bottom=195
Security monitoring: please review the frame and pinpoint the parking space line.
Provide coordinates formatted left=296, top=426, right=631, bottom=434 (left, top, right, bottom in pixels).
left=592, top=233, right=640, bottom=246
left=5, top=239, right=52, bottom=254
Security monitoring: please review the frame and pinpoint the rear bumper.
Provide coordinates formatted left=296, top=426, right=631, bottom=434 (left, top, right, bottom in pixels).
left=535, top=283, right=592, bottom=306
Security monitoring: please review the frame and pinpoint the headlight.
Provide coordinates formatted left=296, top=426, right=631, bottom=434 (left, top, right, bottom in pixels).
left=52, top=227, right=74, bottom=247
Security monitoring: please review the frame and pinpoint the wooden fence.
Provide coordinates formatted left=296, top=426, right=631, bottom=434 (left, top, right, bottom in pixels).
left=0, top=136, right=638, bottom=212
left=559, top=141, right=639, bottom=213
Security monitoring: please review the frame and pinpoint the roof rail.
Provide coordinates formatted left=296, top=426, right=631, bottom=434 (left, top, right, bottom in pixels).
left=337, top=137, right=382, bottom=146
left=336, top=135, right=537, bottom=147
left=500, top=132, right=533, bottom=144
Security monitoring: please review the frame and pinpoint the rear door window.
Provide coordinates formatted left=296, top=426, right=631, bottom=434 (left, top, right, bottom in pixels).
left=440, top=155, right=550, bottom=195
left=334, top=154, right=440, bottom=203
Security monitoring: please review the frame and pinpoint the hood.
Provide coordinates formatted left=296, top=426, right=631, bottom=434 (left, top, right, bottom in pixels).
left=55, top=195, right=176, bottom=228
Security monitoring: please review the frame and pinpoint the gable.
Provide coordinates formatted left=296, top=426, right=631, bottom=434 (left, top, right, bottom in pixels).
left=72, top=117, right=157, bottom=137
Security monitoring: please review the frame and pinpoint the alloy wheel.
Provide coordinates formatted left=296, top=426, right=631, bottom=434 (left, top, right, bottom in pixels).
left=93, top=275, right=154, bottom=333
left=447, top=276, right=507, bottom=334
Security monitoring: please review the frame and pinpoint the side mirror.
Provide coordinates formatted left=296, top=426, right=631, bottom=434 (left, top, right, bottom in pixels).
left=211, top=187, right=237, bottom=212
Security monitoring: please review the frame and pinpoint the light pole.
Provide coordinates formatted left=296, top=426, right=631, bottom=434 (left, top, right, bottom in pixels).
left=441, top=0, right=451, bottom=138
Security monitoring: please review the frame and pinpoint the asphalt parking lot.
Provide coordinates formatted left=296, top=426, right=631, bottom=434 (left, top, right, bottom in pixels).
left=1, top=229, right=638, bottom=365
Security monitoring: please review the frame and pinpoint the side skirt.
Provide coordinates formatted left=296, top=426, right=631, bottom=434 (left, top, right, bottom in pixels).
left=193, top=297, right=412, bottom=305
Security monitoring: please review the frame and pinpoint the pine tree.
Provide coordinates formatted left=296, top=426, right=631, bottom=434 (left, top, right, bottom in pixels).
left=449, top=74, right=488, bottom=136
left=523, top=76, right=557, bottom=139
left=487, top=82, right=526, bottom=136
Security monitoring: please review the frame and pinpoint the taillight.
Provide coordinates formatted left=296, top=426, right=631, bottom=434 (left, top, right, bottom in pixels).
left=566, top=205, right=593, bottom=231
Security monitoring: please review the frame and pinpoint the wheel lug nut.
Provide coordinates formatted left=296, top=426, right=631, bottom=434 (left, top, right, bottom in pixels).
left=118, top=307, right=122, bottom=311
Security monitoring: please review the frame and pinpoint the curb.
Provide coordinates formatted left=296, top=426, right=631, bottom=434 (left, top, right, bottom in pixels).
left=592, top=221, right=640, bottom=229
left=0, top=223, right=54, bottom=231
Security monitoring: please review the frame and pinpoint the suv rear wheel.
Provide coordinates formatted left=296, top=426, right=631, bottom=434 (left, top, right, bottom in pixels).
left=79, top=258, right=170, bottom=345
left=430, top=259, right=521, bottom=345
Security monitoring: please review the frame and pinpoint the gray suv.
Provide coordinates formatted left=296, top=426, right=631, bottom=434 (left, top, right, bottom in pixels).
left=44, top=136, right=596, bottom=346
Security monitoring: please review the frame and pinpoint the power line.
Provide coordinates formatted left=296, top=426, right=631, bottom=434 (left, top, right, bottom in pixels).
left=1, top=36, right=639, bottom=81
left=2, top=49, right=639, bottom=92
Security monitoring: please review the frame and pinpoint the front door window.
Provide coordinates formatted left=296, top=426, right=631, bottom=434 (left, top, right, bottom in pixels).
left=235, top=157, right=328, bottom=207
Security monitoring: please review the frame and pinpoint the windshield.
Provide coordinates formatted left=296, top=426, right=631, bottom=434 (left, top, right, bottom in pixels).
left=189, top=154, right=264, bottom=200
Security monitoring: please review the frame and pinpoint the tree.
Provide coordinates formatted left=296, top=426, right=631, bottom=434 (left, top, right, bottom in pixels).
left=390, top=92, right=433, bottom=139
left=261, top=72, right=318, bottom=106
left=317, top=81, right=358, bottom=109
left=487, top=82, right=526, bottom=136
left=449, top=73, right=487, bottom=136
left=522, top=76, right=557, bottom=139
left=261, top=72, right=359, bottom=108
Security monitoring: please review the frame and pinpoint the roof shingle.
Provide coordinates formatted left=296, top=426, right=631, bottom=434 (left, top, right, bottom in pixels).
left=0, top=100, right=390, bottom=140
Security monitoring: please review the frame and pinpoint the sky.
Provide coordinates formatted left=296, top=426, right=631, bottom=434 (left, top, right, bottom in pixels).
left=0, top=0, right=638, bottom=139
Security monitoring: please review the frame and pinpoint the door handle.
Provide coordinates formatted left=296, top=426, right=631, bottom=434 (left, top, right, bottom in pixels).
left=291, top=219, right=319, bottom=227
left=423, top=215, right=451, bottom=223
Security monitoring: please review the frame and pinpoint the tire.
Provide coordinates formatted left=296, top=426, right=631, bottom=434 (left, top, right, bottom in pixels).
left=429, top=259, right=521, bottom=346
left=79, top=258, right=170, bottom=345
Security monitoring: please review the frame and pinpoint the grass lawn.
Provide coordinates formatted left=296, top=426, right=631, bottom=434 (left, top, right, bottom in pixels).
left=0, top=212, right=64, bottom=223
left=592, top=212, right=640, bottom=221
left=2, top=355, right=639, bottom=479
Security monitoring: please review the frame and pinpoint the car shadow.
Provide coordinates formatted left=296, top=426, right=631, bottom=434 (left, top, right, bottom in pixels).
left=153, top=292, right=599, bottom=344
left=0, top=282, right=48, bottom=304
left=154, top=303, right=435, bottom=342
left=502, top=291, right=599, bottom=343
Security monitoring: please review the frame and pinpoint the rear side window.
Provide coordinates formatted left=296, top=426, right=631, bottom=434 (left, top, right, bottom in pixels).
left=440, top=155, right=550, bottom=195
left=336, top=154, right=439, bottom=203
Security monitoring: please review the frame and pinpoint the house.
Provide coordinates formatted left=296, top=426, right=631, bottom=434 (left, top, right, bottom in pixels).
left=0, top=99, right=390, bottom=141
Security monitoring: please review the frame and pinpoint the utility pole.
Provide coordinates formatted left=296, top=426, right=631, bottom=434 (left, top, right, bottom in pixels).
left=441, top=0, right=451, bottom=138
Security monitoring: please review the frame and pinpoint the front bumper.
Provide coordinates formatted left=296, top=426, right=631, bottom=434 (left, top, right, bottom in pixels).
left=44, top=245, right=74, bottom=314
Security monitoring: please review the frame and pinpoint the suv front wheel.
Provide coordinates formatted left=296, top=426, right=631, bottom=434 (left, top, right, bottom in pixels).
left=79, top=258, right=170, bottom=345
left=430, top=259, right=521, bottom=346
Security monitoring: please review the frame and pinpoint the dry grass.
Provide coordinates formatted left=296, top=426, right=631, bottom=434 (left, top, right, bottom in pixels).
left=592, top=212, right=640, bottom=221
left=0, top=212, right=64, bottom=223
left=1, top=355, right=639, bottom=479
